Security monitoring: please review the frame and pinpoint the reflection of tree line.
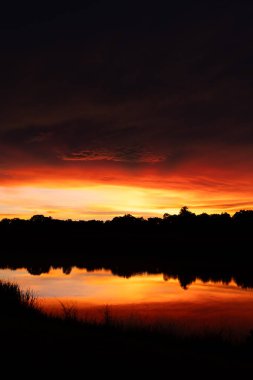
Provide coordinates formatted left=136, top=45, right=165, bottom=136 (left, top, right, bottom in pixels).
left=0, top=207, right=253, bottom=288
left=1, top=256, right=253, bottom=289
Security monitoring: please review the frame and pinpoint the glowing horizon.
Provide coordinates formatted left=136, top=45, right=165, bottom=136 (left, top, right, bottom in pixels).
left=1, top=2, right=252, bottom=221
left=0, top=175, right=252, bottom=221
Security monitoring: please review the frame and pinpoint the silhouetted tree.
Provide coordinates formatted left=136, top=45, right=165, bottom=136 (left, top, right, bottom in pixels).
left=30, top=215, right=52, bottom=223
left=179, top=206, right=195, bottom=217
left=233, top=210, right=253, bottom=222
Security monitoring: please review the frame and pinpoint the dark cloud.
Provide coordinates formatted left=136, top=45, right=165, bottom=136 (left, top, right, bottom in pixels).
left=62, top=148, right=166, bottom=163
left=0, top=0, right=252, bottom=184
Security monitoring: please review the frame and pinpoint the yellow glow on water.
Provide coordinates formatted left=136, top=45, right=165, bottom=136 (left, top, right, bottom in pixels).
left=0, top=267, right=250, bottom=304
left=2, top=267, right=253, bottom=335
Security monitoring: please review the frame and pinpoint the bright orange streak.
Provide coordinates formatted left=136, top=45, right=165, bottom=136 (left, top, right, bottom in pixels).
left=0, top=162, right=252, bottom=219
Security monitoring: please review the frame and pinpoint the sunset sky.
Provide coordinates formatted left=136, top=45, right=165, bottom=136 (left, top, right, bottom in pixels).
left=1, top=1, right=253, bottom=220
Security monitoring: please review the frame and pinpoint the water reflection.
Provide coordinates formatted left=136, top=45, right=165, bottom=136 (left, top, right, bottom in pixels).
left=1, top=248, right=253, bottom=291
left=1, top=267, right=253, bottom=337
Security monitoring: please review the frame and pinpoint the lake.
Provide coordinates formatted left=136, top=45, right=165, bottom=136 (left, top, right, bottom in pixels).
left=1, top=266, right=253, bottom=338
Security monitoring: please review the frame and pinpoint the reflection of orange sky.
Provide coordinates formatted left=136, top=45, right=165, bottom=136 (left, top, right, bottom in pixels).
left=0, top=165, right=252, bottom=220
left=2, top=267, right=253, bottom=336
left=0, top=267, right=247, bottom=305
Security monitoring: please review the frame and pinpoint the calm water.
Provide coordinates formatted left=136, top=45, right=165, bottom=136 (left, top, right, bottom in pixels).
left=1, top=267, right=253, bottom=337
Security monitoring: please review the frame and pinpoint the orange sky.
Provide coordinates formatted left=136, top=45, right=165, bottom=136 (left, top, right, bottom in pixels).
left=1, top=2, right=253, bottom=220
left=0, top=163, right=252, bottom=220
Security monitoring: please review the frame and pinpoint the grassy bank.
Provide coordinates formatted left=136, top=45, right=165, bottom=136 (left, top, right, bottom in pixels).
left=1, top=280, right=253, bottom=377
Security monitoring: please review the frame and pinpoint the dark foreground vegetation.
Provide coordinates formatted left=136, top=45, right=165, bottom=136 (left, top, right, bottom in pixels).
left=1, top=210, right=253, bottom=376
left=1, top=280, right=253, bottom=377
left=1, top=208, right=253, bottom=288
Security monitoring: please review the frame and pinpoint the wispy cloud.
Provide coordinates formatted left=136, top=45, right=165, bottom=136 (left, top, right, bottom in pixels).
left=62, top=148, right=166, bottom=163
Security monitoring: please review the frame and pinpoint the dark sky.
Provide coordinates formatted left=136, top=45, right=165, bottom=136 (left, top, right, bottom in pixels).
left=0, top=1, right=253, bottom=217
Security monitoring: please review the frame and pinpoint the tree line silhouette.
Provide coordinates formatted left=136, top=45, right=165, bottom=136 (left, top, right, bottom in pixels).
left=0, top=207, right=252, bottom=254
left=1, top=206, right=253, bottom=230
left=0, top=207, right=253, bottom=288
